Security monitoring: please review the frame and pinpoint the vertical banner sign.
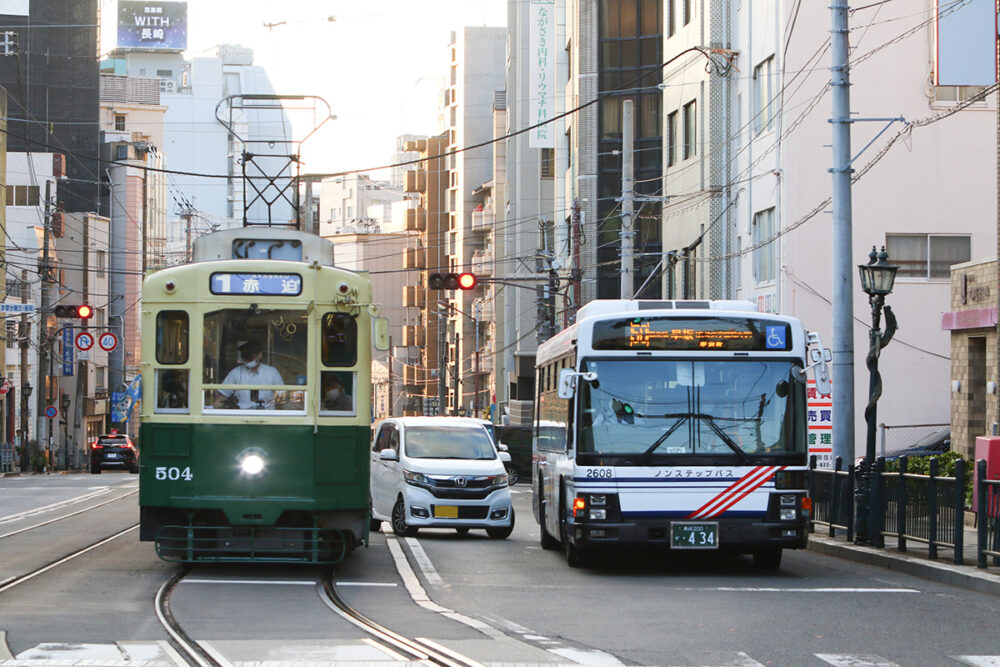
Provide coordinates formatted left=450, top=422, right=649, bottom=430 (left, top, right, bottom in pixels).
left=112, top=375, right=142, bottom=423
left=61, top=328, right=74, bottom=376
left=529, top=0, right=555, bottom=148
left=807, top=379, right=833, bottom=469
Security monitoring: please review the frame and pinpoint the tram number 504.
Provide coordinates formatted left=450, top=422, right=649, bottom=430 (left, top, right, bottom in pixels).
left=155, top=466, right=193, bottom=481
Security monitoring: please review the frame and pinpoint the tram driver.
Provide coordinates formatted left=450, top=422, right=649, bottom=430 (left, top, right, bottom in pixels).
left=213, top=339, right=284, bottom=409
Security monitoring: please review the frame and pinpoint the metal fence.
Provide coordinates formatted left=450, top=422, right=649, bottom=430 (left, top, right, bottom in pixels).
left=809, top=456, right=1000, bottom=570
left=878, top=422, right=948, bottom=458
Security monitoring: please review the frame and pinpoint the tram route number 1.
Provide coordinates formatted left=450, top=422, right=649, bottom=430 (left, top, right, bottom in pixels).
left=155, top=466, right=193, bottom=481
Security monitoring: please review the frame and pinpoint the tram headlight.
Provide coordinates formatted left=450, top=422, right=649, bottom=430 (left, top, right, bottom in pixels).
left=238, top=449, right=267, bottom=476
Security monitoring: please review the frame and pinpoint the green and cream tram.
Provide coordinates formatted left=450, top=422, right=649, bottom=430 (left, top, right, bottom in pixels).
left=532, top=299, right=831, bottom=569
left=138, top=227, right=388, bottom=563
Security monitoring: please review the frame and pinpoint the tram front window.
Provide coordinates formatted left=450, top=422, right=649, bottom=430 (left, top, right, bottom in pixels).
left=577, top=359, right=806, bottom=460
left=203, top=308, right=307, bottom=412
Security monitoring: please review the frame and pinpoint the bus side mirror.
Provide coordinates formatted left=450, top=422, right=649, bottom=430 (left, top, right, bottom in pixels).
left=805, top=332, right=832, bottom=397
left=558, top=369, right=576, bottom=399
left=372, top=317, right=390, bottom=351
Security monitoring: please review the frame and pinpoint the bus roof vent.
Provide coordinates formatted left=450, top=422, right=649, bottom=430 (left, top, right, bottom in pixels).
left=673, top=300, right=711, bottom=309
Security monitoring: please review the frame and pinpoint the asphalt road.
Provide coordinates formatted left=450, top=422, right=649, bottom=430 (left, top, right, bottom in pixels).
left=2, top=475, right=999, bottom=666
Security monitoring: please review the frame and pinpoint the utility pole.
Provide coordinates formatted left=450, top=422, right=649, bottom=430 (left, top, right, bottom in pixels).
left=72, top=214, right=90, bottom=469
left=35, top=181, right=52, bottom=468
left=830, top=1, right=856, bottom=466
left=437, top=302, right=446, bottom=416
left=452, top=333, right=460, bottom=414
left=473, top=302, right=480, bottom=418
left=620, top=99, right=635, bottom=300
left=18, top=269, right=29, bottom=470
left=387, top=335, right=393, bottom=418
left=570, top=200, right=582, bottom=324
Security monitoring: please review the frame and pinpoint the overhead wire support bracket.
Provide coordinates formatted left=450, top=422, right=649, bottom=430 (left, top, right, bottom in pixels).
left=831, top=116, right=906, bottom=171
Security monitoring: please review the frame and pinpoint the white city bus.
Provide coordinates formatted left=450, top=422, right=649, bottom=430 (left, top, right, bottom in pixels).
left=532, top=300, right=831, bottom=569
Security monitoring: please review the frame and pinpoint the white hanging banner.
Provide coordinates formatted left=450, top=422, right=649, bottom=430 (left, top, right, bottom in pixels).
left=529, top=0, right=555, bottom=148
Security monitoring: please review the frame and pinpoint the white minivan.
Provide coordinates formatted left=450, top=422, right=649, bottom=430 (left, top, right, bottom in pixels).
left=370, top=417, right=514, bottom=538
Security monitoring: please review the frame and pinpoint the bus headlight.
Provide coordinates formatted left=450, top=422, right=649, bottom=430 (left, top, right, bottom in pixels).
left=238, top=450, right=266, bottom=476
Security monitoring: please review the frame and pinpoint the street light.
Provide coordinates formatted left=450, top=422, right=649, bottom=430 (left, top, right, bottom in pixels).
left=856, top=245, right=898, bottom=544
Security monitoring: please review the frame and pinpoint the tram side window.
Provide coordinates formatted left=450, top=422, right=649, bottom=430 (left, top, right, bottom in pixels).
left=156, top=311, right=188, bottom=364
left=156, top=369, right=189, bottom=411
left=320, top=370, right=356, bottom=415
left=322, top=312, right=357, bottom=367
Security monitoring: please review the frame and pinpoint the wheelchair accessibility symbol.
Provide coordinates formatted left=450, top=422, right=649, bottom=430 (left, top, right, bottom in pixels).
left=765, top=326, right=786, bottom=350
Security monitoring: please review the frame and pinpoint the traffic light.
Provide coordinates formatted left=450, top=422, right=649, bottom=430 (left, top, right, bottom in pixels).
left=53, top=304, right=93, bottom=319
left=428, top=272, right=478, bottom=290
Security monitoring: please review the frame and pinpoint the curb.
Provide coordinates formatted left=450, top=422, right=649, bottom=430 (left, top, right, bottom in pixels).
left=807, top=535, right=1000, bottom=597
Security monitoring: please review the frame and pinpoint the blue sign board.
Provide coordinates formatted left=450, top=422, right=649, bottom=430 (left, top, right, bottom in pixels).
left=210, top=273, right=303, bottom=296
left=62, top=328, right=74, bottom=376
left=0, top=303, right=35, bottom=313
left=765, top=326, right=786, bottom=350
left=117, top=1, right=188, bottom=51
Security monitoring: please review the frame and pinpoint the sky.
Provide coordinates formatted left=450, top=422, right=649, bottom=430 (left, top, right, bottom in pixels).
left=100, top=0, right=507, bottom=177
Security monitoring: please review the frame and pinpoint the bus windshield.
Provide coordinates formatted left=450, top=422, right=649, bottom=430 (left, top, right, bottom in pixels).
left=577, top=359, right=805, bottom=460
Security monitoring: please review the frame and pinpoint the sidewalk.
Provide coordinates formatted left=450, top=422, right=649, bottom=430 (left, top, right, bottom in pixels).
left=807, top=524, right=1000, bottom=596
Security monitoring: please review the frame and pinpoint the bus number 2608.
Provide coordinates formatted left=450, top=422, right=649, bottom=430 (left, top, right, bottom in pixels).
left=155, top=466, right=193, bottom=481
left=586, top=468, right=614, bottom=478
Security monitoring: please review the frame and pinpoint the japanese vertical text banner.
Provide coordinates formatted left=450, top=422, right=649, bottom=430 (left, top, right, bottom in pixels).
left=807, top=379, right=833, bottom=470
left=529, top=0, right=555, bottom=148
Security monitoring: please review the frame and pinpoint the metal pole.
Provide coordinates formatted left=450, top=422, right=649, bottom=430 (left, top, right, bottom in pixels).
left=473, top=303, right=480, bottom=418
left=35, top=180, right=52, bottom=468
left=830, top=0, right=856, bottom=466
left=387, top=335, right=393, bottom=418
left=438, top=303, right=446, bottom=416
left=18, top=269, right=29, bottom=470
left=453, top=333, right=460, bottom=414
left=620, top=99, right=635, bottom=299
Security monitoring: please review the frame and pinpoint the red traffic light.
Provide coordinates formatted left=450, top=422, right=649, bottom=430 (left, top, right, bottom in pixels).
left=53, top=304, right=94, bottom=319
left=457, top=272, right=477, bottom=290
left=76, top=304, right=93, bottom=319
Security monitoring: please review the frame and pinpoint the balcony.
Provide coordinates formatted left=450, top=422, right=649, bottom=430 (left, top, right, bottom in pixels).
left=472, top=251, right=493, bottom=277
left=403, top=285, right=426, bottom=309
left=405, top=207, right=427, bottom=232
left=404, top=169, right=426, bottom=194
left=403, top=247, right=425, bottom=270
left=403, top=364, right=426, bottom=388
left=403, top=325, right=426, bottom=347
left=471, top=207, right=493, bottom=232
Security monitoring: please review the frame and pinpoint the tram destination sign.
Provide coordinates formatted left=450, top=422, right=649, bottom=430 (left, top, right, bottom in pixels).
left=210, top=272, right=302, bottom=297
left=592, top=316, right=792, bottom=352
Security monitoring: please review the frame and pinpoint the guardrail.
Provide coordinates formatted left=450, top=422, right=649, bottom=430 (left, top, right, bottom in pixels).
left=808, top=456, right=1000, bottom=570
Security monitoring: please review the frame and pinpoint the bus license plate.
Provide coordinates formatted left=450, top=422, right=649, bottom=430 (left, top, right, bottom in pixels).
left=671, top=522, right=718, bottom=549
left=433, top=505, right=458, bottom=518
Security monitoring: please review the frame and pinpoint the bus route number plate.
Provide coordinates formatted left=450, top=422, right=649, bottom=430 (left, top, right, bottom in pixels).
left=671, top=522, right=719, bottom=549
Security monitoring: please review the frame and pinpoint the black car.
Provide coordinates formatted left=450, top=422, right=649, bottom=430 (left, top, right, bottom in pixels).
left=90, top=433, right=138, bottom=474
left=496, top=425, right=532, bottom=484
left=885, top=427, right=951, bottom=460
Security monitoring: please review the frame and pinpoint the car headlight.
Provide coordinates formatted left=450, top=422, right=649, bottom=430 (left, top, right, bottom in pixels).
left=403, top=470, right=429, bottom=486
left=487, top=473, right=509, bottom=489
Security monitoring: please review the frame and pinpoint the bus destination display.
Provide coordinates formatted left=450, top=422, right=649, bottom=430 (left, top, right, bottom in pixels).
left=592, top=317, right=791, bottom=351
left=210, top=272, right=303, bottom=296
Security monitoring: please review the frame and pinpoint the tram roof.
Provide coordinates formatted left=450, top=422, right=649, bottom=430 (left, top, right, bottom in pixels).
left=192, top=227, right=336, bottom=266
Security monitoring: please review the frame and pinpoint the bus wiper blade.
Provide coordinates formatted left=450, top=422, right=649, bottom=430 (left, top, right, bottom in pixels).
left=638, top=416, right=687, bottom=464
left=697, top=414, right=750, bottom=464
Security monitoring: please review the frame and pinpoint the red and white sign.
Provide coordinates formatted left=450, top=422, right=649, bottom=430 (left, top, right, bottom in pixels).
left=75, top=332, right=94, bottom=351
left=807, top=379, right=833, bottom=470
left=98, top=332, right=118, bottom=351
left=0, top=378, right=9, bottom=395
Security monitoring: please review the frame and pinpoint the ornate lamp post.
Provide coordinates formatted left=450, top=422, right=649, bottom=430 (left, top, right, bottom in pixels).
left=856, top=246, right=898, bottom=544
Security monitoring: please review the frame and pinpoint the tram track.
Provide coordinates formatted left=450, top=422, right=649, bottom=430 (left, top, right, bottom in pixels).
left=153, top=566, right=485, bottom=667
left=0, top=488, right=138, bottom=541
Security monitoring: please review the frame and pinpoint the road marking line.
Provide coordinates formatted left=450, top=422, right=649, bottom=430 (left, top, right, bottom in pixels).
left=550, top=647, right=626, bottom=665
left=0, top=487, right=112, bottom=524
left=196, top=640, right=235, bottom=667
left=953, top=658, right=1000, bottom=666
left=679, top=587, right=919, bottom=593
left=404, top=536, right=443, bottom=585
left=816, top=655, right=900, bottom=667
left=362, top=637, right=411, bottom=661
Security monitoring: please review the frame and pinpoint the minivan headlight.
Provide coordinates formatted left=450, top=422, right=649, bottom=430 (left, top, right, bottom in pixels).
left=487, top=473, right=509, bottom=489
left=403, top=470, right=429, bottom=486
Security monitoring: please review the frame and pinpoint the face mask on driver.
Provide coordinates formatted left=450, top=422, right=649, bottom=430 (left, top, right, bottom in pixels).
left=326, top=389, right=341, bottom=400
left=245, top=359, right=260, bottom=370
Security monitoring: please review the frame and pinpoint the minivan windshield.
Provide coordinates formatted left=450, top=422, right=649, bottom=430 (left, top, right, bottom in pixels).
left=404, top=426, right=497, bottom=460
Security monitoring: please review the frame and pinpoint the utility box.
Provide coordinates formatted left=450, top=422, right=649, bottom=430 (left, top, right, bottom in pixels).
left=973, top=436, right=1000, bottom=513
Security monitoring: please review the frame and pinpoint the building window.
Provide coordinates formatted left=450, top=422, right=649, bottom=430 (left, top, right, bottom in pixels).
left=886, top=234, right=971, bottom=279
left=752, top=208, right=776, bottom=284
left=114, top=114, right=126, bottom=131
left=540, top=148, right=554, bottom=179
left=667, top=0, right=676, bottom=36
left=683, top=0, right=693, bottom=25
left=682, top=100, right=697, bottom=160
left=5, top=185, right=40, bottom=206
left=933, top=85, right=987, bottom=104
left=666, top=111, right=678, bottom=167
left=96, top=249, right=106, bottom=277
left=754, top=56, right=775, bottom=133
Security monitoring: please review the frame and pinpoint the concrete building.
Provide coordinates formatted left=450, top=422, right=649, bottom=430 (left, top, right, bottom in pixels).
left=318, top=174, right=407, bottom=237
left=104, top=44, right=294, bottom=254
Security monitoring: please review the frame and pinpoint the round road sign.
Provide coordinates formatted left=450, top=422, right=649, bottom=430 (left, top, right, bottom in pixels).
left=75, top=332, right=94, bottom=351
left=98, top=332, right=118, bottom=351
left=45, top=406, right=57, bottom=419
left=0, top=378, right=9, bottom=395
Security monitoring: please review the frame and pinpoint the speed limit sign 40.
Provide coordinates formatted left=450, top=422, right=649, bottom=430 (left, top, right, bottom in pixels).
left=98, top=332, right=118, bottom=351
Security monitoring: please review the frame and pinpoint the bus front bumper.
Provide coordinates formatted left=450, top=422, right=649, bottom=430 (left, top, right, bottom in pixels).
left=566, top=517, right=809, bottom=552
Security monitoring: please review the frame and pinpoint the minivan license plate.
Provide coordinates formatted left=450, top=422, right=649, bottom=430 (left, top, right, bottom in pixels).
left=433, top=505, right=458, bottom=518
left=671, top=522, right=718, bottom=549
